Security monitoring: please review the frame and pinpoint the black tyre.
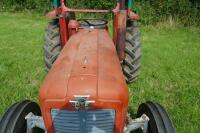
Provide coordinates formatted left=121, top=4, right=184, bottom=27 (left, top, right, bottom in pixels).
left=136, top=101, right=175, bottom=133
left=44, top=19, right=61, bottom=71
left=122, top=20, right=141, bottom=83
left=0, top=100, right=44, bottom=133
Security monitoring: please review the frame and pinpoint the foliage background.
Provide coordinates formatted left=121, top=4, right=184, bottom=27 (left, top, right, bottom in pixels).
left=0, top=0, right=200, bottom=132
left=0, top=12, right=200, bottom=133
left=0, top=0, right=199, bottom=26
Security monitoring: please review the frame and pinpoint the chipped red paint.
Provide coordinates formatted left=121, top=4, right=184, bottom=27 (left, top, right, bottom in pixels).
left=59, top=16, right=68, bottom=47
left=117, top=10, right=127, bottom=61
left=68, top=20, right=79, bottom=37
left=42, top=0, right=140, bottom=132
left=39, top=29, right=129, bottom=133
left=128, top=9, right=140, bottom=20
left=113, top=12, right=119, bottom=47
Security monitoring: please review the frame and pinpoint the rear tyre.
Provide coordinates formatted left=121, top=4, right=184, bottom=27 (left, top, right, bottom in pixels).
left=0, top=100, right=44, bottom=133
left=136, top=101, right=175, bottom=133
left=122, top=20, right=141, bottom=83
left=44, top=19, right=61, bottom=71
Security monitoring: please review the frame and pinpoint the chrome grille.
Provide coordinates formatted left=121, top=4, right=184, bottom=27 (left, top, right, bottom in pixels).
left=51, top=109, right=115, bottom=133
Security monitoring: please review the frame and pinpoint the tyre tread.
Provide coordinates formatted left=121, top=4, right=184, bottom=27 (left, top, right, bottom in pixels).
left=122, top=21, right=141, bottom=83
left=0, top=100, right=43, bottom=133
left=137, top=101, right=175, bottom=133
left=44, top=19, right=61, bottom=71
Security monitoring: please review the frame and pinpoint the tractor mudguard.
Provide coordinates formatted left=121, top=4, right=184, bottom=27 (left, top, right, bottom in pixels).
left=39, top=29, right=129, bottom=133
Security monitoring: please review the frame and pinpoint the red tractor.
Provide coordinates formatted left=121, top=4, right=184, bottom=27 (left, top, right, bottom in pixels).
left=0, top=0, right=175, bottom=133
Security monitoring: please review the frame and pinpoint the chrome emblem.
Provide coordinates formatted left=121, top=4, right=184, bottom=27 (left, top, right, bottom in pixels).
left=69, top=95, right=95, bottom=110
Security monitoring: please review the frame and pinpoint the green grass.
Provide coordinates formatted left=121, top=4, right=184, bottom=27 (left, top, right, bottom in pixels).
left=0, top=12, right=200, bottom=133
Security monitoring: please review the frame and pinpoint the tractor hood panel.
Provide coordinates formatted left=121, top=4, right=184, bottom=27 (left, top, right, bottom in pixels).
left=39, top=29, right=128, bottom=105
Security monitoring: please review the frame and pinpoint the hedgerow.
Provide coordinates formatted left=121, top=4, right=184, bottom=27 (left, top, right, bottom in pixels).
left=0, top=0, right=199, bottom=26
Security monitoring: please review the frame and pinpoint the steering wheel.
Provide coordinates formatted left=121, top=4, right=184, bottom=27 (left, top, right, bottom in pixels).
left=78, top=19, right=108, bottom=28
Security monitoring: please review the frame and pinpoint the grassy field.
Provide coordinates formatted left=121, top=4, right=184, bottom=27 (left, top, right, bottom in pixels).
left=0, top=12, right=200, bottom=133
